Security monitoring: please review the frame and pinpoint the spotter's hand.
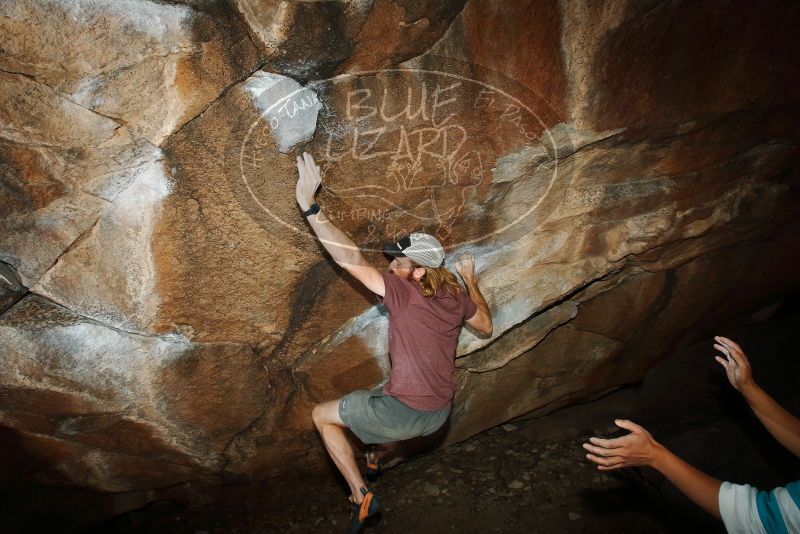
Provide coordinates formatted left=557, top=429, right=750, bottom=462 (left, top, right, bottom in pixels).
left=713, top=336, right=753, bottom=392
left=583, top=419, right=663, bottom=471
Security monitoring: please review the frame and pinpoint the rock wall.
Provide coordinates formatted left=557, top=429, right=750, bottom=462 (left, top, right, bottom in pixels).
left=1, top=0, right=799, bottom=491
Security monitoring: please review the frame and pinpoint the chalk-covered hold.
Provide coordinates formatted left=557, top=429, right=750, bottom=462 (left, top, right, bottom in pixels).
left=243, top=72, right=322, bottom=153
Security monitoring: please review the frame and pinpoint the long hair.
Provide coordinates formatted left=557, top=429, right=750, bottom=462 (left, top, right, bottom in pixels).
left=412, top=262, right=463, bottom=298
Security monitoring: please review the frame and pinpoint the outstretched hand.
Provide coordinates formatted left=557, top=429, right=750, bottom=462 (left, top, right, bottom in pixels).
left=296, top=151, right=321, bottom=211
left=454, top=253, right=475, bottom=280
left=583, top=419, right=664, bottom=471
left=713, top=336, right=753, bottom=392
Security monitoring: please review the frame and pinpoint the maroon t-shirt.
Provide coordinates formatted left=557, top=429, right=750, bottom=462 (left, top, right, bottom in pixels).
left=378, top=271, right=478, bottom=411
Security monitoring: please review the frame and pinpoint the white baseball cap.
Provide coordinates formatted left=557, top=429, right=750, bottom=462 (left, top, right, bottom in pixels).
left=382, top=232, right=445, bottom=268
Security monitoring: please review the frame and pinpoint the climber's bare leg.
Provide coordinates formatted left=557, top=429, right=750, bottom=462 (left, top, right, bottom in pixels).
left=312, top=399, right=368, bottom=503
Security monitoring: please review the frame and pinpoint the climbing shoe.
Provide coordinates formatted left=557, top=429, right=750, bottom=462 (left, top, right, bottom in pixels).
left=365, top=448, right=381, bottom=482
left=347, top=486, right=380, bottom=533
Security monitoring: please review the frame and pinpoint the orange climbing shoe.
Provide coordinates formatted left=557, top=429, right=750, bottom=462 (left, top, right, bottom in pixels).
left=347, top=486, right=380, bottom=533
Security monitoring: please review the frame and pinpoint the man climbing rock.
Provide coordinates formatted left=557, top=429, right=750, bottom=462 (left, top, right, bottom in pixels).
left=294, top=152, right=492, bottom=532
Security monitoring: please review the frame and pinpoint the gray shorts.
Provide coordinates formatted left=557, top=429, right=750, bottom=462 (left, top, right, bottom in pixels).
left=338, top=386, right=450, bottom=445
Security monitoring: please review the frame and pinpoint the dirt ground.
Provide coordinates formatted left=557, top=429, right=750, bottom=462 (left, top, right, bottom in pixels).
left=91, top=387, right=708, bottom=534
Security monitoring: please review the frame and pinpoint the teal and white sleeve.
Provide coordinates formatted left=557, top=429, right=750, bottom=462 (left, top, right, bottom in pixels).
left=719, top=480, right=800, bottom=534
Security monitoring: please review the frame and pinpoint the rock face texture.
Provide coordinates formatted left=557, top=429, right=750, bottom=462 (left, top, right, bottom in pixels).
left=1, top=0, right=799, bottom=492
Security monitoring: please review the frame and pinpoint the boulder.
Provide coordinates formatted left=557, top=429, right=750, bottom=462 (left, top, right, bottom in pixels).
left=0, top=0, right=263, bottom=145
left=0, top=0, right=798, bottom=492
left=0, top=295, right=266, bottom=491
left=0, top=70, right=129, bottom=287
left=0, top=262, right=25, bottom=313
left=233, top=0, right=466, bottom=79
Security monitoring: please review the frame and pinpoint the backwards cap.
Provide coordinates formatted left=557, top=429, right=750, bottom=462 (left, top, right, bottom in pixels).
left=382, top=232, right=445, bottom=268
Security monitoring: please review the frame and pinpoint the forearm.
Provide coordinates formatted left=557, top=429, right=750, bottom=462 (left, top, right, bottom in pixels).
left=463, top=276, right=491, bottom=324
left=652, top=445, right=722, bottom=518
left=462, top=274, right=494, bottom=336
left=305, top=208, right=365, bottom=267
left=742, top=383, right=800, bottom=457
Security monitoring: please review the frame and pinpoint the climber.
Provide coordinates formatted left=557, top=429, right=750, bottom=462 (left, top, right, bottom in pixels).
left=583, top=336, right=800, bottom=532
left=294, top=151, right=492, bottom=533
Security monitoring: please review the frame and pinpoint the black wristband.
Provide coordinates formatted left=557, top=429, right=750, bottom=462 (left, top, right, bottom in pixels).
left=302, top=202, right=320, bottom=217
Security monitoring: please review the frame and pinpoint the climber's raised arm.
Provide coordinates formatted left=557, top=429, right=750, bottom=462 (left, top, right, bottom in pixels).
left=295, top=152, right=385, bottom=297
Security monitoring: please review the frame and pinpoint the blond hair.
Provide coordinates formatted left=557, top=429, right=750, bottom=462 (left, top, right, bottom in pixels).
left=412, top=263, right=463, bottom=298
